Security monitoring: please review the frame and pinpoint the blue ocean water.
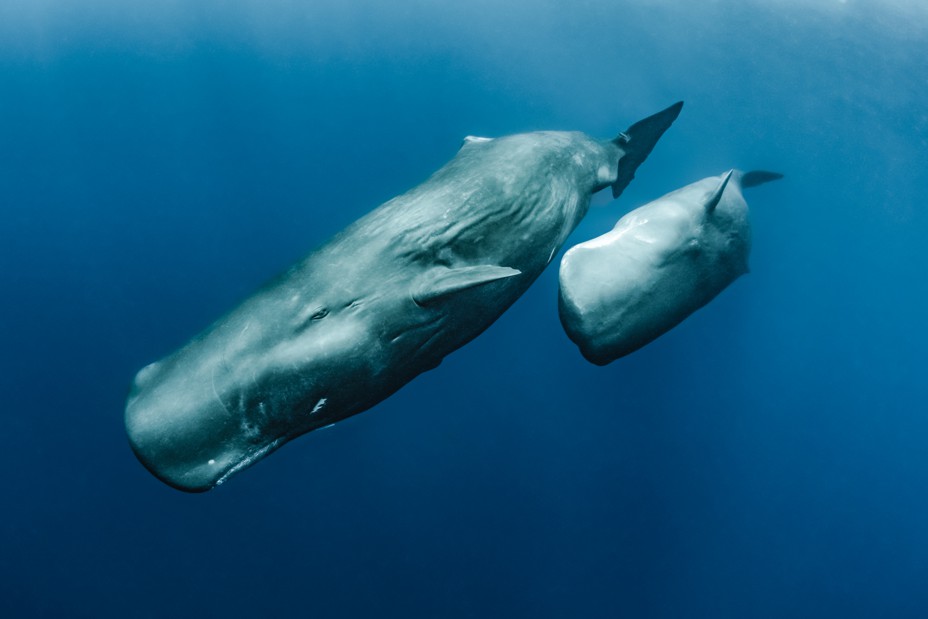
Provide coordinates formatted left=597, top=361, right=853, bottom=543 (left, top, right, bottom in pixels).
left=1, top=1, right=927, bottom=616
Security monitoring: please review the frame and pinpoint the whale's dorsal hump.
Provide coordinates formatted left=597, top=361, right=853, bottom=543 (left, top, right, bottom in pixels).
left=413, top=264, right=520, bottom=306
left=704, top=170, right=734, bottom=214
left=461, top=135, right=494, bottom=148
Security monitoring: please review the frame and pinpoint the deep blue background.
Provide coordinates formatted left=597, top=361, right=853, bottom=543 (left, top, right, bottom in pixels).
left=2, top=1, right=927, bottom=617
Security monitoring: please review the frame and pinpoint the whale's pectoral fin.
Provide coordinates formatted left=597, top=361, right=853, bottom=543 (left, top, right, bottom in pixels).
left=704, top=170, right=734, bottom=214
left=413, top=265, right=521, bottom=306
left=612, top=101, right=684, bottom=199
left=740, top=170, right=784, bottom=188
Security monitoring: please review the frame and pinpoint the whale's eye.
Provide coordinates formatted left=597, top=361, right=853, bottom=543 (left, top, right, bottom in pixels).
left=311, top=308, right=329, bottom=320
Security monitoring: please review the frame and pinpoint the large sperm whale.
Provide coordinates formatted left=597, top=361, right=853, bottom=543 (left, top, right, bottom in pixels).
left=558, top=169, right=781, bottom=365
left=125, top=102, right=683, bottom=492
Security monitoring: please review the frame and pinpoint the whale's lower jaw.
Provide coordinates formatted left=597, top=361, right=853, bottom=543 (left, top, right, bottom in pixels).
left=212, top=438, right=286, bottom=488
left=129, top=435, right=289, bottom=493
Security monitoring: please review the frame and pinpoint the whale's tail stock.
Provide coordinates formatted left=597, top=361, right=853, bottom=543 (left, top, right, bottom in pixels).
left=611, top=101, right=684, bottom=198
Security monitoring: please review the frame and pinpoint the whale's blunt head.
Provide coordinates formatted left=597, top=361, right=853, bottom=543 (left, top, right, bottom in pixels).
left=125, top=353, right=252, bottom=493
left=557, top=239, right=652, bottom=365
left=125, top=286, right=378, bottom=492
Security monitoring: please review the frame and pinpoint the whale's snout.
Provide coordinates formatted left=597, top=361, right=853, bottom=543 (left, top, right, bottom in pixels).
left=124, top=361, right=263, bottom=493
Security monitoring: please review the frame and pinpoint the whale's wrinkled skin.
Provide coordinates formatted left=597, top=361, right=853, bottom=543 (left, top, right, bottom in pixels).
left=558, top=169, right=781, bottom=365
left=125, top=102, right=683, bottom=492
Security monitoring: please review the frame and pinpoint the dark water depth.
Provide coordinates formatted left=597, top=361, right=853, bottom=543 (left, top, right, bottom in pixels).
left=1, top=1, right=927, bottom=617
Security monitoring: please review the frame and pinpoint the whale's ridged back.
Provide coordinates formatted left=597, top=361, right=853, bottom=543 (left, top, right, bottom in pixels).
left=365, top=134, right=585, bottom=265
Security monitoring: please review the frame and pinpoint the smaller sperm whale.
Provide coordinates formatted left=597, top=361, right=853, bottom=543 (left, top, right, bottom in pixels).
left=558, top=169, right=782, bottom=365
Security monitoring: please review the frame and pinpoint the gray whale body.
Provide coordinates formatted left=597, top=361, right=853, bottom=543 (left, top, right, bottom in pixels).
left=125, top=102, right=682, bottom=492
left=558, top=168, right=781, bottom=365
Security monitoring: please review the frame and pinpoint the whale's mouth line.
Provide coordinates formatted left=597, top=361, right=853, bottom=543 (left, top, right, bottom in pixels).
left=213, top=437, right=285, bottom=487
left=211, top=392, right=337, bottom=489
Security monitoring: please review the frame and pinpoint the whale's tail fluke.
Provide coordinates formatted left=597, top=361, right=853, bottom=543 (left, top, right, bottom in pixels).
left=740, top=170, right=784, bottom=189
left=611, top=101, right=684, bottom=198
